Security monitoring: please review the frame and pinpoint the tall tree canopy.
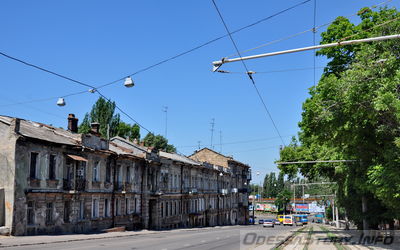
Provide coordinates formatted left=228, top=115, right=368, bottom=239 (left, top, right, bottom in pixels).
left=279, top=7, right=400, bottom=229
left=78, top=97, right=140, bottom=141
left=142, top=132, right=176, bottom=153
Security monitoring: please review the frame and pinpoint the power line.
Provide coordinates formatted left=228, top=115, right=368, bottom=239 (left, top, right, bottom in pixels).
left=0, top=52, right=93, bottom=89
left=211, top=0, right=286, bottom=146
left=225, top=0, right=392, bottom=59
left=0, top=0, right=311, bottom=108
left=0, top=51, right=152, bottom=133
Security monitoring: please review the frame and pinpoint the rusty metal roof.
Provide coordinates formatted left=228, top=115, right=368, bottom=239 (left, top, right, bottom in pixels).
left=0, top=115, right=81, bottom=146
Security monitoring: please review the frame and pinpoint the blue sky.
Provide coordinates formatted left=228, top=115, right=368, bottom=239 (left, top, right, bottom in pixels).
left=1, top=0, right=399, bottom=184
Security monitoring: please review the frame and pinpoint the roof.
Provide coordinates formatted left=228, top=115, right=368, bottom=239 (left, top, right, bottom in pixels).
left=109, top=136, right=148, bottom=158
left=159, top=151, right=201, bottom=166
left=0, top=115, right=81, bottom=146
left=190, top=147, right=250, bottom=168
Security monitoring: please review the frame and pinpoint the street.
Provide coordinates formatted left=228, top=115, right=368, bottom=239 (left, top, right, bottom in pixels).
left=1, top=221, right=296, bottom=250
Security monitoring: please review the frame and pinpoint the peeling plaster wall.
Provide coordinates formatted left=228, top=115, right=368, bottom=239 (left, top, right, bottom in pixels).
left=0, top=121, right=17, bottom=232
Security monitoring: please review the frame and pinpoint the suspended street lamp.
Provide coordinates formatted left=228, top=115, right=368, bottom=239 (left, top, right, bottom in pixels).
left=124, top=77, right=134, bottom=88
left=57, top=97, right=66, bottom=106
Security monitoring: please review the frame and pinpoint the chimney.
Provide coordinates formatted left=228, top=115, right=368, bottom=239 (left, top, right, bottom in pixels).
left=133, top=138, right=138, bottom=144
left=67, top=114, right=78, bottom=133
left=90, top=122, right=100, bottom=135
left=12, top=118, right=20, bottom=134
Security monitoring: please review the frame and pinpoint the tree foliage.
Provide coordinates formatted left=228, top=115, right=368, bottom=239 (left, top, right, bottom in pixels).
left=142, top=132, right=177, bottom=153
left=274, top=189, right=292, bottom=213
left=78, top=97, right=140, bottom=141
left=279, top=6, right=400, bottom=229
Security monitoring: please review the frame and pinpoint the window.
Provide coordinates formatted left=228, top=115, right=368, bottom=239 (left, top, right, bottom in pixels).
left=45, top=203, right=53, bottom=224
left=64, top=201, right=71, bottom=223
left=125, top=198, right=130, bottom=215
left=166, top=202, right=168, bottom=217
left=49, top=154, right=56, bottom=180
left=161, top=202, right=164, bottom=218
left=134, top=198, right=137, bottom=213
left=115, top=198, right=121, bottom=216
left=93, top=161, right=100, bottom=182
left=27, top=201, right=35, bottom=225
left=79, top=200, right=85, bottom=220
left=105, top=162, right=111, bottom=183
left=104, top=199, right=110, bottom=217
left=92, top=199, right=99, bottom=218
left=30, top=152, right=38, bottom=179
left=126, top=167, right=130, bottom=183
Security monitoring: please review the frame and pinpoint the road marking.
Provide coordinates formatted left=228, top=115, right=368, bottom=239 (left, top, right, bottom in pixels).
left=183, top=244, right=191, bottom=247
left=216, top=237, right=220, bottom=240
left=201, top=240, right=206, bottom=243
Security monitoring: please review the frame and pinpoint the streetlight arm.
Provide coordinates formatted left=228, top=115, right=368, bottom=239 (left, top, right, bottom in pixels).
left=212, top=34, right=400, bottom=71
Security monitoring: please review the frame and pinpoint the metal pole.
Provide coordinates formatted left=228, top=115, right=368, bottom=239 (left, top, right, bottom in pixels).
left=293, top=185, right=296, bottom=215
left=212, top=34, right=400, bottom=70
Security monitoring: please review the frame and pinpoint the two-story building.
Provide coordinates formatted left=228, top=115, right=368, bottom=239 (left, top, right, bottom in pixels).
left=0, top=115, right=251, bottom=235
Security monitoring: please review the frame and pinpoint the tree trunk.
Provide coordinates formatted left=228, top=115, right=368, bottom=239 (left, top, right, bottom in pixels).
left=361, top=195, right=369, bottom=232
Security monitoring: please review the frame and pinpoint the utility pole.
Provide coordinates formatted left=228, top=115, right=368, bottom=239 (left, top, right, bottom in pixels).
left=210, top=118, right=215, bottom=149
left=163, top=106, right=168, bottom=138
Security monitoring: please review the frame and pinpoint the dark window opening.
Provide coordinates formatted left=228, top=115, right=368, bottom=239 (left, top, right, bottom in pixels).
left=45, top=203, right=53, bottom=224
left=64, top=201, right=70, bottom=223
left=49, top=155, right=56, bottom=180
left=27, top=201, right=35, bottom=225
left=30, top=152, right=38, bottom=179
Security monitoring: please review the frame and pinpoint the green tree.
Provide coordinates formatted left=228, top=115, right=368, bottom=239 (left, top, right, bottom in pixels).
left=274, top=189, right=292, bottom=213
left=279, top=7, right=400, bottom=229
left=262, top=173, right=270, bottom=198
left=142, top=132, right=176, bottom=153
left=78, top=97, right=141, bottom=141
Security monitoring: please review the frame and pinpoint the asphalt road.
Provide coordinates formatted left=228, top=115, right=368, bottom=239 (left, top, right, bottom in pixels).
left=5, top=223, right=295, bottom=250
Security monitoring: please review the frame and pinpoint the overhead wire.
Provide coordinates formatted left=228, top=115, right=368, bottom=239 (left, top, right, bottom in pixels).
left=0, top=51, right=152, bottom=133
left=211, top=0, right=286, bottom=147
left=0, top=0, right=312, bottom=108
left=225, top=0, right=392, bottom=59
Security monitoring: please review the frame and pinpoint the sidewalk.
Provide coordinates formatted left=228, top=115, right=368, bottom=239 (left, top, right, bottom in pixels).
left=0, top=225, right=238, bottom=248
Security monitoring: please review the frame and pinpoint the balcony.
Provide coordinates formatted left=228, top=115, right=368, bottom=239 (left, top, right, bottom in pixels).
left=63, top=179, right=86, bottom=191
left=238, top=188, right=248, bottom=193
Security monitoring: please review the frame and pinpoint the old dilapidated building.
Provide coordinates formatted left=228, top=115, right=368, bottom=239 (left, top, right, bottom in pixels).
left=0, top=115, right=251, bottom=235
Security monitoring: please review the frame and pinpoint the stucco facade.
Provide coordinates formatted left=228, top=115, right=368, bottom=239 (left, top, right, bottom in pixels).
left=0, top=115, right=251, bottom=235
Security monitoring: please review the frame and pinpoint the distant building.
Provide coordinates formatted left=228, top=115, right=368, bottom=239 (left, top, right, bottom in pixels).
left=0, top=115, right=251, bottom=235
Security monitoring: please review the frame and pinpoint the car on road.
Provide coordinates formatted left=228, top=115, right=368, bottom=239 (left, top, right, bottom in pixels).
left=273, top=219, right=281, bottom=225
left=283, top=215, right=294, bottom=226
left=277, top=215, right=284, bottom=223
left=258, top=219, right=264, bottom=224
left=263, top=219, right=274, bottom=228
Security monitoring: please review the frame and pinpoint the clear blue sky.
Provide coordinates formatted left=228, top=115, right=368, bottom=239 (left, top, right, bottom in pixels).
left=1, top=0, right=399, bottom=184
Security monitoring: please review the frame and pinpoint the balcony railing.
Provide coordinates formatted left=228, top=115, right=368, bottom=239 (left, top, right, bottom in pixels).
left=63, top=179, right=86, bottom=191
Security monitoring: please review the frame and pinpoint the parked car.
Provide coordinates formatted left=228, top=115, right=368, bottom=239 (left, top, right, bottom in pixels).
left=258, top=219, right=264, bottom=224
left=263, top=219, right=274, bottom=228
left=273, top=219, right=281, bottom=225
